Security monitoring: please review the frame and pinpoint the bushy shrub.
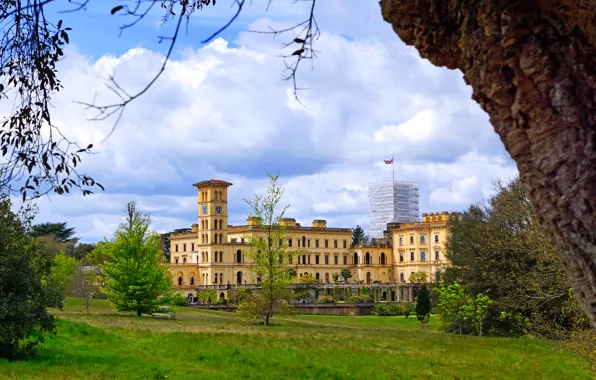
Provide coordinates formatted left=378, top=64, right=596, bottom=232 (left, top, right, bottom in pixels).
left=228, top=288, right=252, bottom=305
left=316, top=295, right=335, bottom=304
left=372, top=303, right=405, bottom=316
left=165, top=294, right=189, bottom=306
left=197, top=290, right=217, bottom=303
left=349, top=294, right=370, bottom=303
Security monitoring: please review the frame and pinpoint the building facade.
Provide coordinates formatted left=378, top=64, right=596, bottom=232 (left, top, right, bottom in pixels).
left=167, top=179, right=461, bottom=298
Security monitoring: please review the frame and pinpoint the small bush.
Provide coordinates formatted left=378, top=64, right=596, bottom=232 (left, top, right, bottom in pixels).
left=316, top=295, right=335, bottom=304
left=165, top=294, right=190, bottom=307
left=372, top=303, right=404, bottom=316
left=349, top=294, right=370, bottom=303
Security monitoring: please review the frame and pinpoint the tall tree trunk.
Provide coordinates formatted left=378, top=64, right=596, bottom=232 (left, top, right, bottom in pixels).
left=379, top=0, right=596, bottom=328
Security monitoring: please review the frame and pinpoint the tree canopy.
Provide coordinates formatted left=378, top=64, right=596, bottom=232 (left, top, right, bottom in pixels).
left=442, top=178, right=590, bottom=338
left=31, top=222, right=77, bottom=243
left=0, top=196, right=63, bottom=359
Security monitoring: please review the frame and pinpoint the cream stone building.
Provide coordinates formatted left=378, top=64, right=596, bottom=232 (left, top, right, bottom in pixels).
left=167, top=179, right=461, bottom=298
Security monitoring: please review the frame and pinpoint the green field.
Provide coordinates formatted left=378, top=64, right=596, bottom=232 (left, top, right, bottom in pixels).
left=0, top=298, right=592, bottom=379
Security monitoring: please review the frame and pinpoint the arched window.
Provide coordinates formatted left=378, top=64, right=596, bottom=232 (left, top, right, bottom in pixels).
left=325, top=273, right=330, bottom=283
left=365, top=252, right=371, bottom=264
left=214, top=234, right=218, bottom=244
left=219, top=252, right=223, bottom=262
left=236, top=250, right=242, bottom=263
left=219, top=273, right=223, bottom=284
left=178, top=276, right=183, bottom=286
left=399, top=252, right=404, bottom=262
left=420, top=235, right=426, bottom=244
left=219, top=233, right=223, bottom=244
left=183, top=257, right=187, bottom=264
left=315, top=273, right=320, bottom=281
left=421, top=251, right=426, bottom=261
left=214, top=251, right=218, bottom=262
left=366, top=272, right=371, bottom=283
left=410, top=236, right=414, bottom=244
left=353, top=252, right=358, bottom=265
left=214, top=273, right=218, bottom=284
left=380, top=252, right=386, bottom=265
left=236, top=271, right=243, bottom=284
left=190, top=277, right=194, bottom=285
left=302, top=236, right=306, bottom=247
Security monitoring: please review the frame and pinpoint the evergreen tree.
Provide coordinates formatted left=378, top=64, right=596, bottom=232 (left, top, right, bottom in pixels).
left=31, top=222, right=77, bottom=244
left=100, top=201, right=173, bottom=316
left=0, top=196, right=62, bottom=359
left=416, top=285, right=431, bottom=324
left=351, top=225, right=365, bottom=246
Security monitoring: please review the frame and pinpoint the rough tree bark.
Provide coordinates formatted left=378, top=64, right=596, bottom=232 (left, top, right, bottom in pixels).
left=379, top=0, right=596, bottom=328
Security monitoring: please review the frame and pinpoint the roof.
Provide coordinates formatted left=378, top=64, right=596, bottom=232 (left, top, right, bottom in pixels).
left=192, top=179, right=233, bottom=189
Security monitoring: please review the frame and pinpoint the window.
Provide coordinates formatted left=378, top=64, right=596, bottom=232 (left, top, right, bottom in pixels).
left=214, top=252, right=218, bottom=263
left=241, top=238, right=245, bottom=244
left=343, top=255, right=347, bottom=265
left=434, top=234, right=439, bottom=243
left=365, top=252, right=371, bottom=265
left=175, top=257, right=179, bottom=264
left=302, top=255, right=306, bottom=264
left=353, top=252, right=359, bottom=265
left=307, top=240, right=311, bottom=248
left=302, top=236, right=306, bottom=247
left=325, top=240, right=329, bottom=248
left=298, top=256, right=301, bottom=264
left=420, top=235, right=426, bottom=244
left=409, top=236, right=414, bottom=244
left=236, top=250, right=242, bottom=263
left=399, top=252, right=404, bottom=262
left=316, top=255, right=320, bottom=265
left=231, top=238, right=237, bottom=244
left=343, top=240, right=347, bottom=248
left=399, top=236, right=403, bottom=245
left=298, top=239, right=301, bottom=247
left=219, top=273, right=223, bottom=284
left=288, top=239, right=293, bottom=247
left=308, top=255, right=311, bottom=264
left=325, top=255, right=329, bottom=265
left=316, top=273, right=320, bottom=281
left=214, top=273, right=218, bottom=284
left=334, top=240, right=338, bottom=248
left=334, top=255, right=338, bottom=265
left=315, top=239, right=319, bottom=248
left=175, top=244, right=179, bottom=252
left=410, top=252, right=414, bottom=261
left=178, top=276, right=183, bottom=286
left=380, top=252, right=386, bottom=265
left=183, top=243, right=187, bottom=251
left=190, top=277, right=194, bottom=285
left=400, top=272, right=404, bottom=282
left=421, top=251, right=426, bottom=261
left=191, top=243, right=195, bottom=251
left=435, top=251, right=440, bottom=261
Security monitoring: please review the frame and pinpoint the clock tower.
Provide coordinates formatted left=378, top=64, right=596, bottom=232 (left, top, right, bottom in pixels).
left=193, top=179, right=232, bottom=253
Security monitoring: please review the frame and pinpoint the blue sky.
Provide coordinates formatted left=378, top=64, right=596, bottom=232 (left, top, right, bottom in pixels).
left=16, top=0, right=517, bottom=242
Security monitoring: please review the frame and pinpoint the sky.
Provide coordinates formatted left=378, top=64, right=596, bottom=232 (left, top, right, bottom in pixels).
left=14, top=0, right=518, bottom=242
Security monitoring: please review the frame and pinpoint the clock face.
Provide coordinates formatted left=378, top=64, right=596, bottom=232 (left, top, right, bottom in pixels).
left=215, top=205, right=222, bottom=214
left=202, top=205, right=208, bottom=214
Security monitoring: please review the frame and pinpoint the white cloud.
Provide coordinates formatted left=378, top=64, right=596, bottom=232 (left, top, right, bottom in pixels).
left=8, top=1, right=517, bottom=242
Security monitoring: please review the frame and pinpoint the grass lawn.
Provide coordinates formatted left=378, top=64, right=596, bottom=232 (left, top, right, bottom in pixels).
left=0, top=298, right=592, bottom=379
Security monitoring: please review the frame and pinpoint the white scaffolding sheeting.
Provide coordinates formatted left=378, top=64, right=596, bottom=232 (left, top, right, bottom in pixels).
left=369, top=181, right=419, bottom=238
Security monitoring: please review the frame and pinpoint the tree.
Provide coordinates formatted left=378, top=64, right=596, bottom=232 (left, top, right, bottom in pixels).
left=100, top=201, right=173, bottom=317
left=65, top=242, right=97, bottom=261
left=30, top=222, right=77, bottom=243
left=416, top=285, right=431, bottom=324
left=443, top=178, right=590, bottom=338
left=0, top=196, right=63, bottom=360
left=71, top=265, right=100, bottom=314
left=236, top=173, right=297, bottom=326
left=351, top=225, right=369, bottom=246
left=2, top=0, right=595, bottom=327
left=339, top=268, right=352, bottom=283
left=408, top=270, right=427, bottom=284
left=47, top=252, right=78, bottom=296
left=379, top=0, right=596, bottom=329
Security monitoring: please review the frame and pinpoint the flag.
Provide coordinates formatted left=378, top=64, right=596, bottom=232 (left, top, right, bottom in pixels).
left=384, top=158, right=393, bottom=164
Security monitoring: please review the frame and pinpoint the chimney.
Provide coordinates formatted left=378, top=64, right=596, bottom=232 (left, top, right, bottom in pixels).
left=312, top=219, right=327, bottom=229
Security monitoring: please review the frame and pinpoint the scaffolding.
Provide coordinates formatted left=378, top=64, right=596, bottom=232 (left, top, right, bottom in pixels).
left=369, top=181, right=419, bottom=238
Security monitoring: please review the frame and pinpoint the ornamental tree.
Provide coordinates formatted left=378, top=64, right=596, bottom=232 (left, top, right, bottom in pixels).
left=100, top=201, right=173, bottom=316
left=416, top=285, right=431, bottom=324
left=236, top=173, right=298, bottom=326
